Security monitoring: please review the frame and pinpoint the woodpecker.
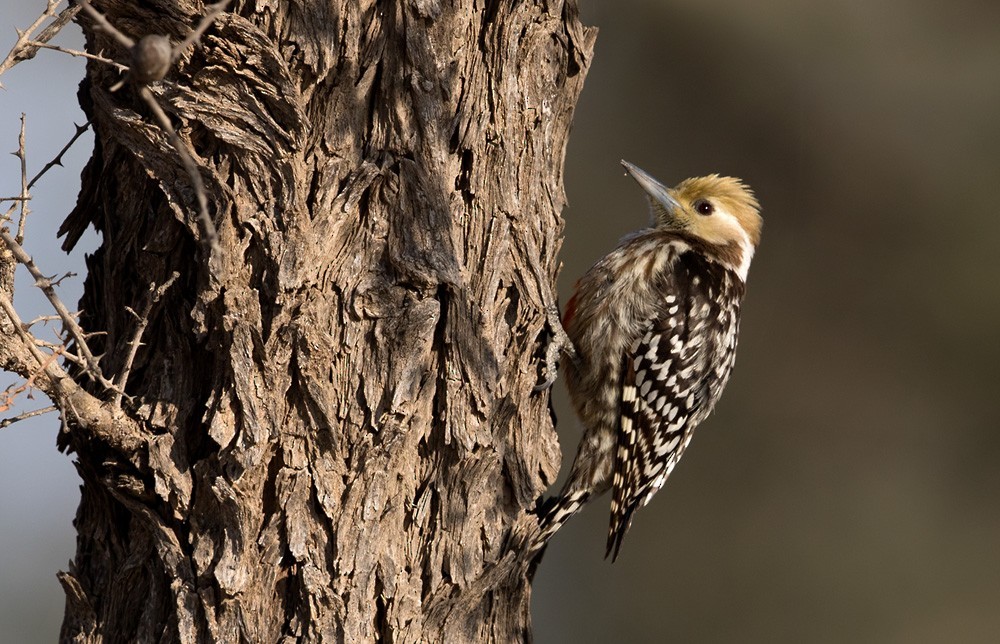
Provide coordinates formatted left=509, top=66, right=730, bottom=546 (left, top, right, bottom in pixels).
left=535, top=161, right=762, bottom=561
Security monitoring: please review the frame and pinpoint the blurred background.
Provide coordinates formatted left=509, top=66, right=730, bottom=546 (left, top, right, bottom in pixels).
left=537, top=1, right=1000, bottom=642
left=2, top=1, right=999, bottom=642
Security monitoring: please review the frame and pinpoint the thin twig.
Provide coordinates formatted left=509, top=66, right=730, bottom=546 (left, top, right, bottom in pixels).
left=0, top=291, right=128, bottom=436
left=0, top=292, right=80, bottom=429
left=173, top=1, right=232, bottom=59
left=28, top=121, right=92, bottom=191
left=77, top=0, right=135, bottom=49
left=0, top=405, right=57, bottom=430
left=34, top=337, right=71, bottom=351
left=15, top=115, right=30, bottom=244
left=49, top=271, right=77, bottom=288
left=0, top=291, right=63, bottom=378
left=0, top=121, right=93, bottom=204
left=50, top=349, right=87, bottom=370
left=113, top=271, right=179, bottom=405
left=0, top=0, right=63, bottom=84
left=25, top=41, right=125, bottom=70
left=2, top=295, right=139, bottom=452
left=137, top=87, right=220, bottom=253
left=0, top=201, right=16, bottom=224
left=5, top=345, right=65, bottom=407
left=27, top=333, right=85, bottom=369
left=26, top=313, right=71, bottom=328
left=0, top=227, right=111, bottom=388
left=22, top=1, right=82, bottom=62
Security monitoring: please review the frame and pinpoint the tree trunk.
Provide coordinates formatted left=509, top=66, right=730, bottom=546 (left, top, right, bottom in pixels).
left=56, top=1, right=594, bottom=641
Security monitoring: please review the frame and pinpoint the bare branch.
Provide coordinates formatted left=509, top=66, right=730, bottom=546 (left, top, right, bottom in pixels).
left=45, top=347, right=87, bottom=370
left=0, top=290, right=142, bottom=454
left=14, top=115, right=30, bottom=244
left=22, top=1, right=84, bottom=63
left=0, top=290, right=65, bottom=383
left=0, top=202, right=15, bottom=226
left=0, top=0, right=69, bottom=83
left=1, top=344, right=64, bottom=413
left=50, top=271, right=77, bottom=287
left=1, top=121, right=93, bottom=206
left=0, top=227, right=112, bottom=388
left=0, top=405, right=57, bottom=430
left=113, top=271, right=179, bottom=406
left=33, top=342, right=88, bottom=371
left=26, top=41, right=126, bottom=70
left=26, top=313, right=71, bottom=328
left=77, top=0, right=135, bottom=49
left=29, top=120, right=91, bottom=191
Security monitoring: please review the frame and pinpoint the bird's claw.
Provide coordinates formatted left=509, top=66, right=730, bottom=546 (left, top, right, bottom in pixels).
left=534, top=305, right=577, bottom=392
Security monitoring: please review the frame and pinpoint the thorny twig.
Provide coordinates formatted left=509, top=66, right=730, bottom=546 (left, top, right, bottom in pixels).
left=15, top=116, right=30, bottom=244
left=0, top=405, right=57, bottom=430
left=0, top=7, right=152, bottom=450
left=0, top=121, right=92, bottom=204
left=0, top=0, right=81, bottom=84
left=0, top=291, right=134, bottom=442
left=0, top=119, right=103, bottom=395
left=25, top=41, right=124, bottom=70
left=114, top=271, right=179, bottom=406
left=1, top=345, right=65, bottom=412
left=0, top=227, right=112, bottom=390
left=33, top=339, right=87, bottom=370
left=48, top=271, right=77, bottom=288
left=28, top=121, right=91, bottom=191
left=26, top=313, right=74, bottom=328
left=0, top=292, right=66, bottom=383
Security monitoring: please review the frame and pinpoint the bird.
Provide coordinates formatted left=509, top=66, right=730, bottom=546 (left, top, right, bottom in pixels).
left=534, top=160, right=762, bottom=561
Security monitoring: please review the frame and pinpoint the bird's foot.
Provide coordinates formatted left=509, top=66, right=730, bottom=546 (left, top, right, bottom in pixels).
left=534, top=305, right=577, bottom=392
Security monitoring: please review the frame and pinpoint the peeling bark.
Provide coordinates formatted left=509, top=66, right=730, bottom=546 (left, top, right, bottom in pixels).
left=58, top=1, right=594, bottom=641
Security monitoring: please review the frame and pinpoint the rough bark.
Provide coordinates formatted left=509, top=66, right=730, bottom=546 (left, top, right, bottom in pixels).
left=55, top=1, right=595, bottom=641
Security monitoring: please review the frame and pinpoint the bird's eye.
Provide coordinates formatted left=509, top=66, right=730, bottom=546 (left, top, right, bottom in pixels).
left=694, top=199, right=714, bottom=216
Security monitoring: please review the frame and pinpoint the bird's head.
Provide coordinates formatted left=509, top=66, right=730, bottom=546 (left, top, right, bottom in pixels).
left=622, top=160, right=762, bottom=277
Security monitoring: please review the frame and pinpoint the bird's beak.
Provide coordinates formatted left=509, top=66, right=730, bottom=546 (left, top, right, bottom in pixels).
left=621, top=160, right=680, bottom=215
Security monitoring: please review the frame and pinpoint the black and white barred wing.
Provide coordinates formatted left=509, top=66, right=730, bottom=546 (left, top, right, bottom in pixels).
left=606, top=288, right=721, bottom=560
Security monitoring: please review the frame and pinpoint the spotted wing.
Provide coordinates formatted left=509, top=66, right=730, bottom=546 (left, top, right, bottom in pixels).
left=606, top=267, right=733, bottom=560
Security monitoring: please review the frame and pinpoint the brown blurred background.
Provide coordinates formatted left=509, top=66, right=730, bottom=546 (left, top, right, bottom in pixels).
left=534, top=0, right=1000, bottom=642
left=2, top=1, right=999, bottom=642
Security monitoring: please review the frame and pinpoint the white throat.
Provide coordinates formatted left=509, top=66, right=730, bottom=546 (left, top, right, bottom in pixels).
left=735, top=236, right=754, bottom=282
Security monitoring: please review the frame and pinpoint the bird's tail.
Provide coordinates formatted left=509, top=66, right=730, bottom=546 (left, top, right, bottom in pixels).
left=528, top=489, right=591, bottom=557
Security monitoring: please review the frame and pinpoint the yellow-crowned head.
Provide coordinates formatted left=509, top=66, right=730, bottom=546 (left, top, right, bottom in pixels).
left=622, top=160, right=762, bottom=279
